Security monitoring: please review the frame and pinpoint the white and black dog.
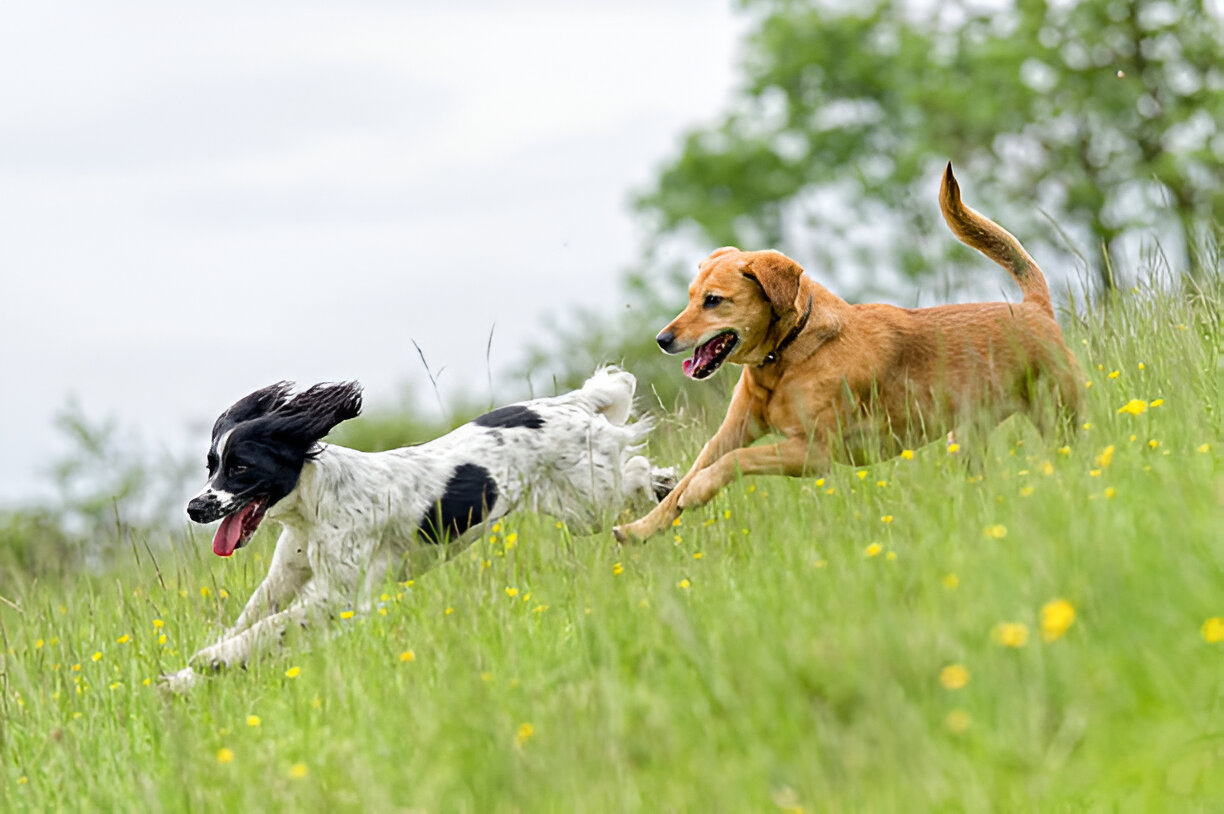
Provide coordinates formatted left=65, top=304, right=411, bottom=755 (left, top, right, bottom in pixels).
left=163, top=367, right=672, bottom=691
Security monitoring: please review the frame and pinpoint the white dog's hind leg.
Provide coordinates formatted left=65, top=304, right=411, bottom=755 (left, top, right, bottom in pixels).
left=622, top=455, right=677, bottom=505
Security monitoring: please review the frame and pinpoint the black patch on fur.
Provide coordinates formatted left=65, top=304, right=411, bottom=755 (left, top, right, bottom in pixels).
left=472, top=405, right=545, bottom=430
left=417, top=463, right=498, bottom=544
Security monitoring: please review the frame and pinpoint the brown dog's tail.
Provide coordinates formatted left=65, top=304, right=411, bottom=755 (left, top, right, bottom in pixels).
left=939, top=163, right=1052, bottom=317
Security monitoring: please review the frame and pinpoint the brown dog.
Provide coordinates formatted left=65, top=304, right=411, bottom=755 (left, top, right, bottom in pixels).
left=613, top=164, right=1081, bottom=541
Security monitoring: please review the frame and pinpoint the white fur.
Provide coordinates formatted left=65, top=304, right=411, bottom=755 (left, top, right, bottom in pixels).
left=165, top=367, right=671, bottom=691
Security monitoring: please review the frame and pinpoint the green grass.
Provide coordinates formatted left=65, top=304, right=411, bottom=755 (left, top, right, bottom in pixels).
left=2, top=281, right=1223, bottom=811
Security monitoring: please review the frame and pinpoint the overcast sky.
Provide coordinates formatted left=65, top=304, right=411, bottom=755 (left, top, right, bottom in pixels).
left=0, top=1, right=746, bottom=505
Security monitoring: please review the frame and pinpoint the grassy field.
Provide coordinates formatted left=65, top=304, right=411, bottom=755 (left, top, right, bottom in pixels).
left=2, top=279, right=1222, bottom=811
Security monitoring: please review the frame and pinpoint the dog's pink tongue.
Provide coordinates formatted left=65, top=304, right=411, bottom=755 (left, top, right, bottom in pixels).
left=682, top=357, right=696, bottom=378
left=212, top=505, right=251, bottom=557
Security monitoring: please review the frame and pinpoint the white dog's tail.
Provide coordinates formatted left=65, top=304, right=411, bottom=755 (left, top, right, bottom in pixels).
left=580, top=365, right=637, bottom=427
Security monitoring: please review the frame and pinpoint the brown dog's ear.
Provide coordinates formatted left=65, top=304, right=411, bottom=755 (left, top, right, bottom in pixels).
left=700, top=246, right=740, bottom=269
left=742, top=251, right=803, bottom=318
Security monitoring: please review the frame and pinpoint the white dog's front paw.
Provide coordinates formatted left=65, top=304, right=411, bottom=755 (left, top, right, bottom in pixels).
left=159, top=667, right=199, bottom=694
left=189, top=643, right=235, bottom=674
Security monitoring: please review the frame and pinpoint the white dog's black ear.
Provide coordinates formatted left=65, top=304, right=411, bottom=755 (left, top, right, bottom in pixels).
left=213, top=381, right=295, bottom=439
left=270, top=381, right=364, bottom=453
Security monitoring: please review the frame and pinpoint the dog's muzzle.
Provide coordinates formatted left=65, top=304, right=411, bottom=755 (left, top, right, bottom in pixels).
left=656, top=329, right=679, bottom=354
left=187, top=492, right=227, bottom=524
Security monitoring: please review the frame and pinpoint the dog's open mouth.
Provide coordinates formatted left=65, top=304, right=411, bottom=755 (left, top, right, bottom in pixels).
left=682, top=331, right=738, bottom=380
left=212, top=496, right=269, bottom=557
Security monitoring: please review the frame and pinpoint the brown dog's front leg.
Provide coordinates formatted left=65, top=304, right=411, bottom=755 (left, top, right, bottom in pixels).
left=613, top=373, right=762, bottom=542
left=678, top=437, right=825, bottom=509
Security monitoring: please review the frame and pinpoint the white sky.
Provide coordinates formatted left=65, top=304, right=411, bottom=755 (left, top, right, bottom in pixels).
left=0, top=1, right=746, bottom=504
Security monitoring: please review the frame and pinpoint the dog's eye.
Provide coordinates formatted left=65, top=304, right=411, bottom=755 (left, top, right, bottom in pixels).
left=228, top=464, right=248, bottom=476
left=703, top=294, right=724, bottom=309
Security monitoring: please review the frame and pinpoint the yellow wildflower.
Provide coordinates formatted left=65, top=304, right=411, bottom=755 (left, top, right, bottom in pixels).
left=677, top=579, right=691, bottom=589
left=1108, top=370, right=1120, bottom=379
left=901, top=449, right=914, bottom=460
left=1202, top=618, right=1224, bottom=644
left=943, top=573, right=959, bottom=590
left=1198, top=443, right=1211, bottom=453
left=339, top=610, right=355, bottom=620
left=945, top=709, right=972, bottom=733
left=1040, top=599, right=1075, bottom=642
left=1148, top=439, right=1159, bottom=449
left=612, top=562, right=624, bottom=576
left=246, top=715, right=261, bottom=727
left=1117, top=399, right=1147, bottom=416
left=1104, top=487, right=1116, bottom=499
left=399, top=650, right=415, bottom=662
left=992, top=622, right=1030, bottom=648
left=505, top=587, right=518, bottom=598
left=1096, top=445, right=1115, bottom=468
left=91, top=651, right=102, bottom=662
left=880, top=515, right=894, bottom=524
left=939, top=664, right=970, bottom=690
left=153, top=619, right=164, bottom=629
left=117, top=634, right=130, bottom=644
left=200, top=586, right=211, bottom=598
left=288, top=764, right=308, bottom=779
left=864, top=543, right=883, bottom=557
left=515, top=723, right=534, bottom=745
left=984, top=524, right=1008, bottom=540
left=217, top=748, right=234, bottom=764
left=947, top=443, right=960, bottom=454
left=285, top=666, right=301, bottom=679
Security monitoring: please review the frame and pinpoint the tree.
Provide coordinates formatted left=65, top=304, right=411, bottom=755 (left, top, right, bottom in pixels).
left=637, top=0, right=1224, bottom=292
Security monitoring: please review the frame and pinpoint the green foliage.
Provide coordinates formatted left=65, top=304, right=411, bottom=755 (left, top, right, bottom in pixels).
left=639, top=0, right=1224, bottom=289
left=1, top=272, right=1222, bottom=810
left=0, top=405, right=199, bottom=586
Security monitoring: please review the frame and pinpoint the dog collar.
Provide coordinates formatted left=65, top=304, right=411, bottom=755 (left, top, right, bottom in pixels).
left=761, top=294, right=813, bottom=366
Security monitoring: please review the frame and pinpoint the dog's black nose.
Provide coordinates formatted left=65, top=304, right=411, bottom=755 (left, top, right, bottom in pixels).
left=656, top=330, right=676, bottom=352
left=186, top=496, right=217, bottom=524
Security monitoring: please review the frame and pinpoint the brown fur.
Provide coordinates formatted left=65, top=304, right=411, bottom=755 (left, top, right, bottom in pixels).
left=614, top=164, right=1081, bottom=541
